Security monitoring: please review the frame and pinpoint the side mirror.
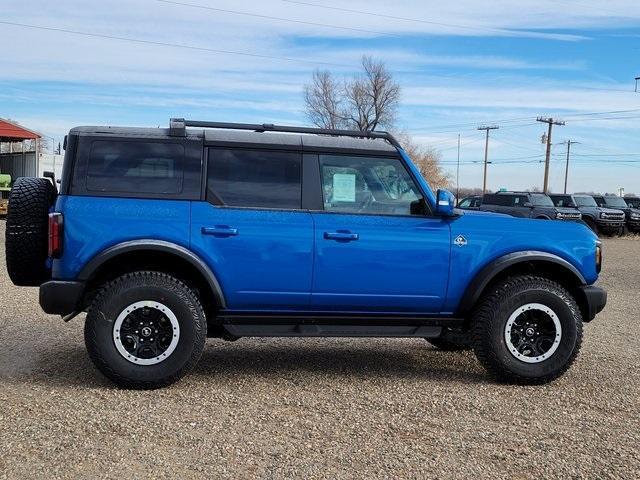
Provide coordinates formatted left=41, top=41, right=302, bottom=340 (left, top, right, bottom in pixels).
left=436, top=189, right=456, bottom=217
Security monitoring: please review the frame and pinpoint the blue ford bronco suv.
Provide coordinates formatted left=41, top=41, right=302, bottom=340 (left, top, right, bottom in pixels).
left=5, top=119, right=606, bottom=389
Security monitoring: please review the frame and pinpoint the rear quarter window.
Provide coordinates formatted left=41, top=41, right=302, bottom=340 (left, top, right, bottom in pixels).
left=86, top=141, right=184, bottom=194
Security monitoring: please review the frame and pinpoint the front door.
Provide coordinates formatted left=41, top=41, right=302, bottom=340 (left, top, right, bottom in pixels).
left=310, top=154, right=451, bottom=313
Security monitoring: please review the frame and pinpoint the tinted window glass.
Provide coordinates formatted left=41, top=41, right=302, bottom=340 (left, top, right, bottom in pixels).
left=484, top=194, right=511, bottom=206
left=530, top=194, right=554, bottom=207
left=550, top=195, right=572, bottom=207
left=574, top=196, right=597, bottom=207
left=319, top=155, right=421, bottom=215
left=603, top=196, right=628, bottom=208
left=87, top=141, right=184, bottom=194
left=459, top=198, right=471, bottom=208
left=207, top=149, right=301, bottom=209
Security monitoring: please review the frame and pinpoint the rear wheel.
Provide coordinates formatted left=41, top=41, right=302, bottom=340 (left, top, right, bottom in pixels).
left=472, top=275, right=582, bottom=384
left=85, top=271, right=206, bottom=389
left=5, top=177, right=56, bottom=286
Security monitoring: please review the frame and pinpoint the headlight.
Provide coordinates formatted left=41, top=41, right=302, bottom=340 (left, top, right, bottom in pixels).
left=599, top=212, right=606, bottom=219
left=630, top=213, right=640, bottom=220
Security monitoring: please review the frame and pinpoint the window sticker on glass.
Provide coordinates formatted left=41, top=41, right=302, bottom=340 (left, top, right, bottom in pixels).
left=332, top=173, right=356, bottom=202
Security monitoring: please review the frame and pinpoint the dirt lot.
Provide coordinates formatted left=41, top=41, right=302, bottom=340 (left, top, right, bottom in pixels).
left=0, top=220, right=638, bottom=479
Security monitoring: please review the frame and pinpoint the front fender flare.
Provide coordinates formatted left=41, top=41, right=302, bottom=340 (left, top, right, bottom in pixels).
left=456, top=251, right=586, bottom=316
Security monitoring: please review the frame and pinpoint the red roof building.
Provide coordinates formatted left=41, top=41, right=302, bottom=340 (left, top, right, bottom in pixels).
left=0, top=119, right=41, bottom=141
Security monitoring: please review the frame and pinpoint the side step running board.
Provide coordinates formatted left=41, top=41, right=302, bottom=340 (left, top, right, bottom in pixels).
left=223, top=323, right=443, bottom=338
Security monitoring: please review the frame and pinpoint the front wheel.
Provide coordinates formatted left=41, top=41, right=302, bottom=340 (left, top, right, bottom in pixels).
left=85, top=271, right=206, bottom=389
left=472, top=275, right=583, bottom=385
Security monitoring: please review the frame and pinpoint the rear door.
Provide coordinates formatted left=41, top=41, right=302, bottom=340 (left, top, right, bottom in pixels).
left=308, top=153, right=451, bottom=313
left=190, top=147, right=313, bottom=310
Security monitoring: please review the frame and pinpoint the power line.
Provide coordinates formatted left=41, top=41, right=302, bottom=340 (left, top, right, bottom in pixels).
left=280, top=0, right=579, bottom=39
left=152, top=0, right=401, bottom=38
left=0, top=20, right=351, bottom=68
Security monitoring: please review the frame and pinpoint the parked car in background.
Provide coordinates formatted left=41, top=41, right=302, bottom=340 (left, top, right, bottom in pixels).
left=593, top=195, right=640, bottom=233
left=479, top=191, right=581, bottom=221
left=625, top=196, right=640, bottom=209
left=549, top=194, right=625, bottom=235
left=457, top=195, right=482, bottom=210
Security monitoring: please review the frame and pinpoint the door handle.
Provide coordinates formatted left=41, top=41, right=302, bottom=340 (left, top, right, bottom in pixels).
left=202, top=226, right=239, bottom=237
left=324, top=231, right=359, bottom=241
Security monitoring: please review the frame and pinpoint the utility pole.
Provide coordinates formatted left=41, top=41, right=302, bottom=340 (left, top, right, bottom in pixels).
left=456, top=133, right=461, bottom=200
left=478, top=126, right=499, bottom=195
left=559, top=140, right=580, bottom=194
left=635, top=76, right=640, bottom=92
left=537, top=117, right=565, bottom=193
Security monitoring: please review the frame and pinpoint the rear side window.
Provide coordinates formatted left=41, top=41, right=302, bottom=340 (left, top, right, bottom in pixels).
left=86, top=141, right=184, bottom=194
left=484, top=194, right=511, bottom=206
left=207, top=149, right=302, bottom=209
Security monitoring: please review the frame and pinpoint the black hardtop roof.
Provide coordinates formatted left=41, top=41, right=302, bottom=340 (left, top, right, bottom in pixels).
left=69, top=119, right=399, bottom=155
left=486, top=191, right=548, bottom=196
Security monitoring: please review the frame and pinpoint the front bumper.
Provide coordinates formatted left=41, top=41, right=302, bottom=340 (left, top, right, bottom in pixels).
left=627, top=220, right=640, bottom=232
left=596, top=220, right=624, bottom=232
left=39, top=280, right=85, bottom=315
left=579, top=285, right=607, bottom=322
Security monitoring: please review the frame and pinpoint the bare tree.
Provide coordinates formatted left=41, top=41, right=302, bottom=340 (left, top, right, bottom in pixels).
left=303, top=56, right=449, bottom=188
left=304, top=55, right=400, bottom=131
left=304, top=70, right=343, bottom=130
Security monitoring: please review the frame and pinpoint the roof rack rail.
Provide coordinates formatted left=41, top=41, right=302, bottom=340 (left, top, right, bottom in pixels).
left=168, top=118, right=401, bottom=148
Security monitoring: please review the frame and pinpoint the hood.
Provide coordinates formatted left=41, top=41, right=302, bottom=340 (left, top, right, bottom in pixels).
left=596, top=206, right=625, bottom=214
left=555, top=206, right=580, bottom=214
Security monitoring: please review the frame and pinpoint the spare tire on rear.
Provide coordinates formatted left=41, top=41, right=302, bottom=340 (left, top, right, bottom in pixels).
left=5, top=177, right=56, bottom=286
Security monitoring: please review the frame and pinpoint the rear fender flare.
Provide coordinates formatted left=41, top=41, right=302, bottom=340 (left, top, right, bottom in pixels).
left=78, top=239, right=226, bottom=308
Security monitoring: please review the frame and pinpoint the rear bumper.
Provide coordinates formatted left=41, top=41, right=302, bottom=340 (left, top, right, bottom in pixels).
left=39, top=280, right=85, bottom=315
left=579, top=285, right=607, bottom=322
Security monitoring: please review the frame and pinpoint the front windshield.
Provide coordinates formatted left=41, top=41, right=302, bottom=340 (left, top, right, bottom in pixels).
left=604, top=196, right=628, bottom=208
left=530, top=194, right=554, bottom=207
left=574, top=196, right=597, bottom=207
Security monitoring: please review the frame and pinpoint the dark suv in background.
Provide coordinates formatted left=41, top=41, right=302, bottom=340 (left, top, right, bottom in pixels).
left=479, top=191, right=581, bottom=221
left=593, top=195, right=640, bottom=233
left=550, top=194, right=625, bottom=235
left=625, top=196, right=640, bottom=209
left=457, top=195, right=482, bottom=210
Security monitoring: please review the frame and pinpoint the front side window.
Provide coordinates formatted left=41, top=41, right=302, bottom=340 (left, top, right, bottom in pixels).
left=459, top=198, right=472, bottom=208
left=86, top=141, right=184, bottom=194
left=207, top=148, right=301, bottom=209
left=319, top=155, right=422, bottom=215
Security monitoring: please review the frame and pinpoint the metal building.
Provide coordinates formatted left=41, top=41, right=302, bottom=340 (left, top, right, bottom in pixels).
left=0, top=118, right=41, bottom=179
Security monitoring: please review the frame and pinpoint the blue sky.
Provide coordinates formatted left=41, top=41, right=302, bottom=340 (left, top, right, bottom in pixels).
left=1, top=0, right=639, bottom=193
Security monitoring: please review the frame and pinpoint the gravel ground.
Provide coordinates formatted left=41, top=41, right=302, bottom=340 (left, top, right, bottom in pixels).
left=1, top=220, right=638, bottom=479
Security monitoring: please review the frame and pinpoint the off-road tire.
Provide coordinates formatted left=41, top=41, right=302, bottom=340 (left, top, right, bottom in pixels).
left=85, top=271, right=206, bottom=389
left=5, top=177, right=56, bottom=286
left=472, top=275, right=583, bottom=385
